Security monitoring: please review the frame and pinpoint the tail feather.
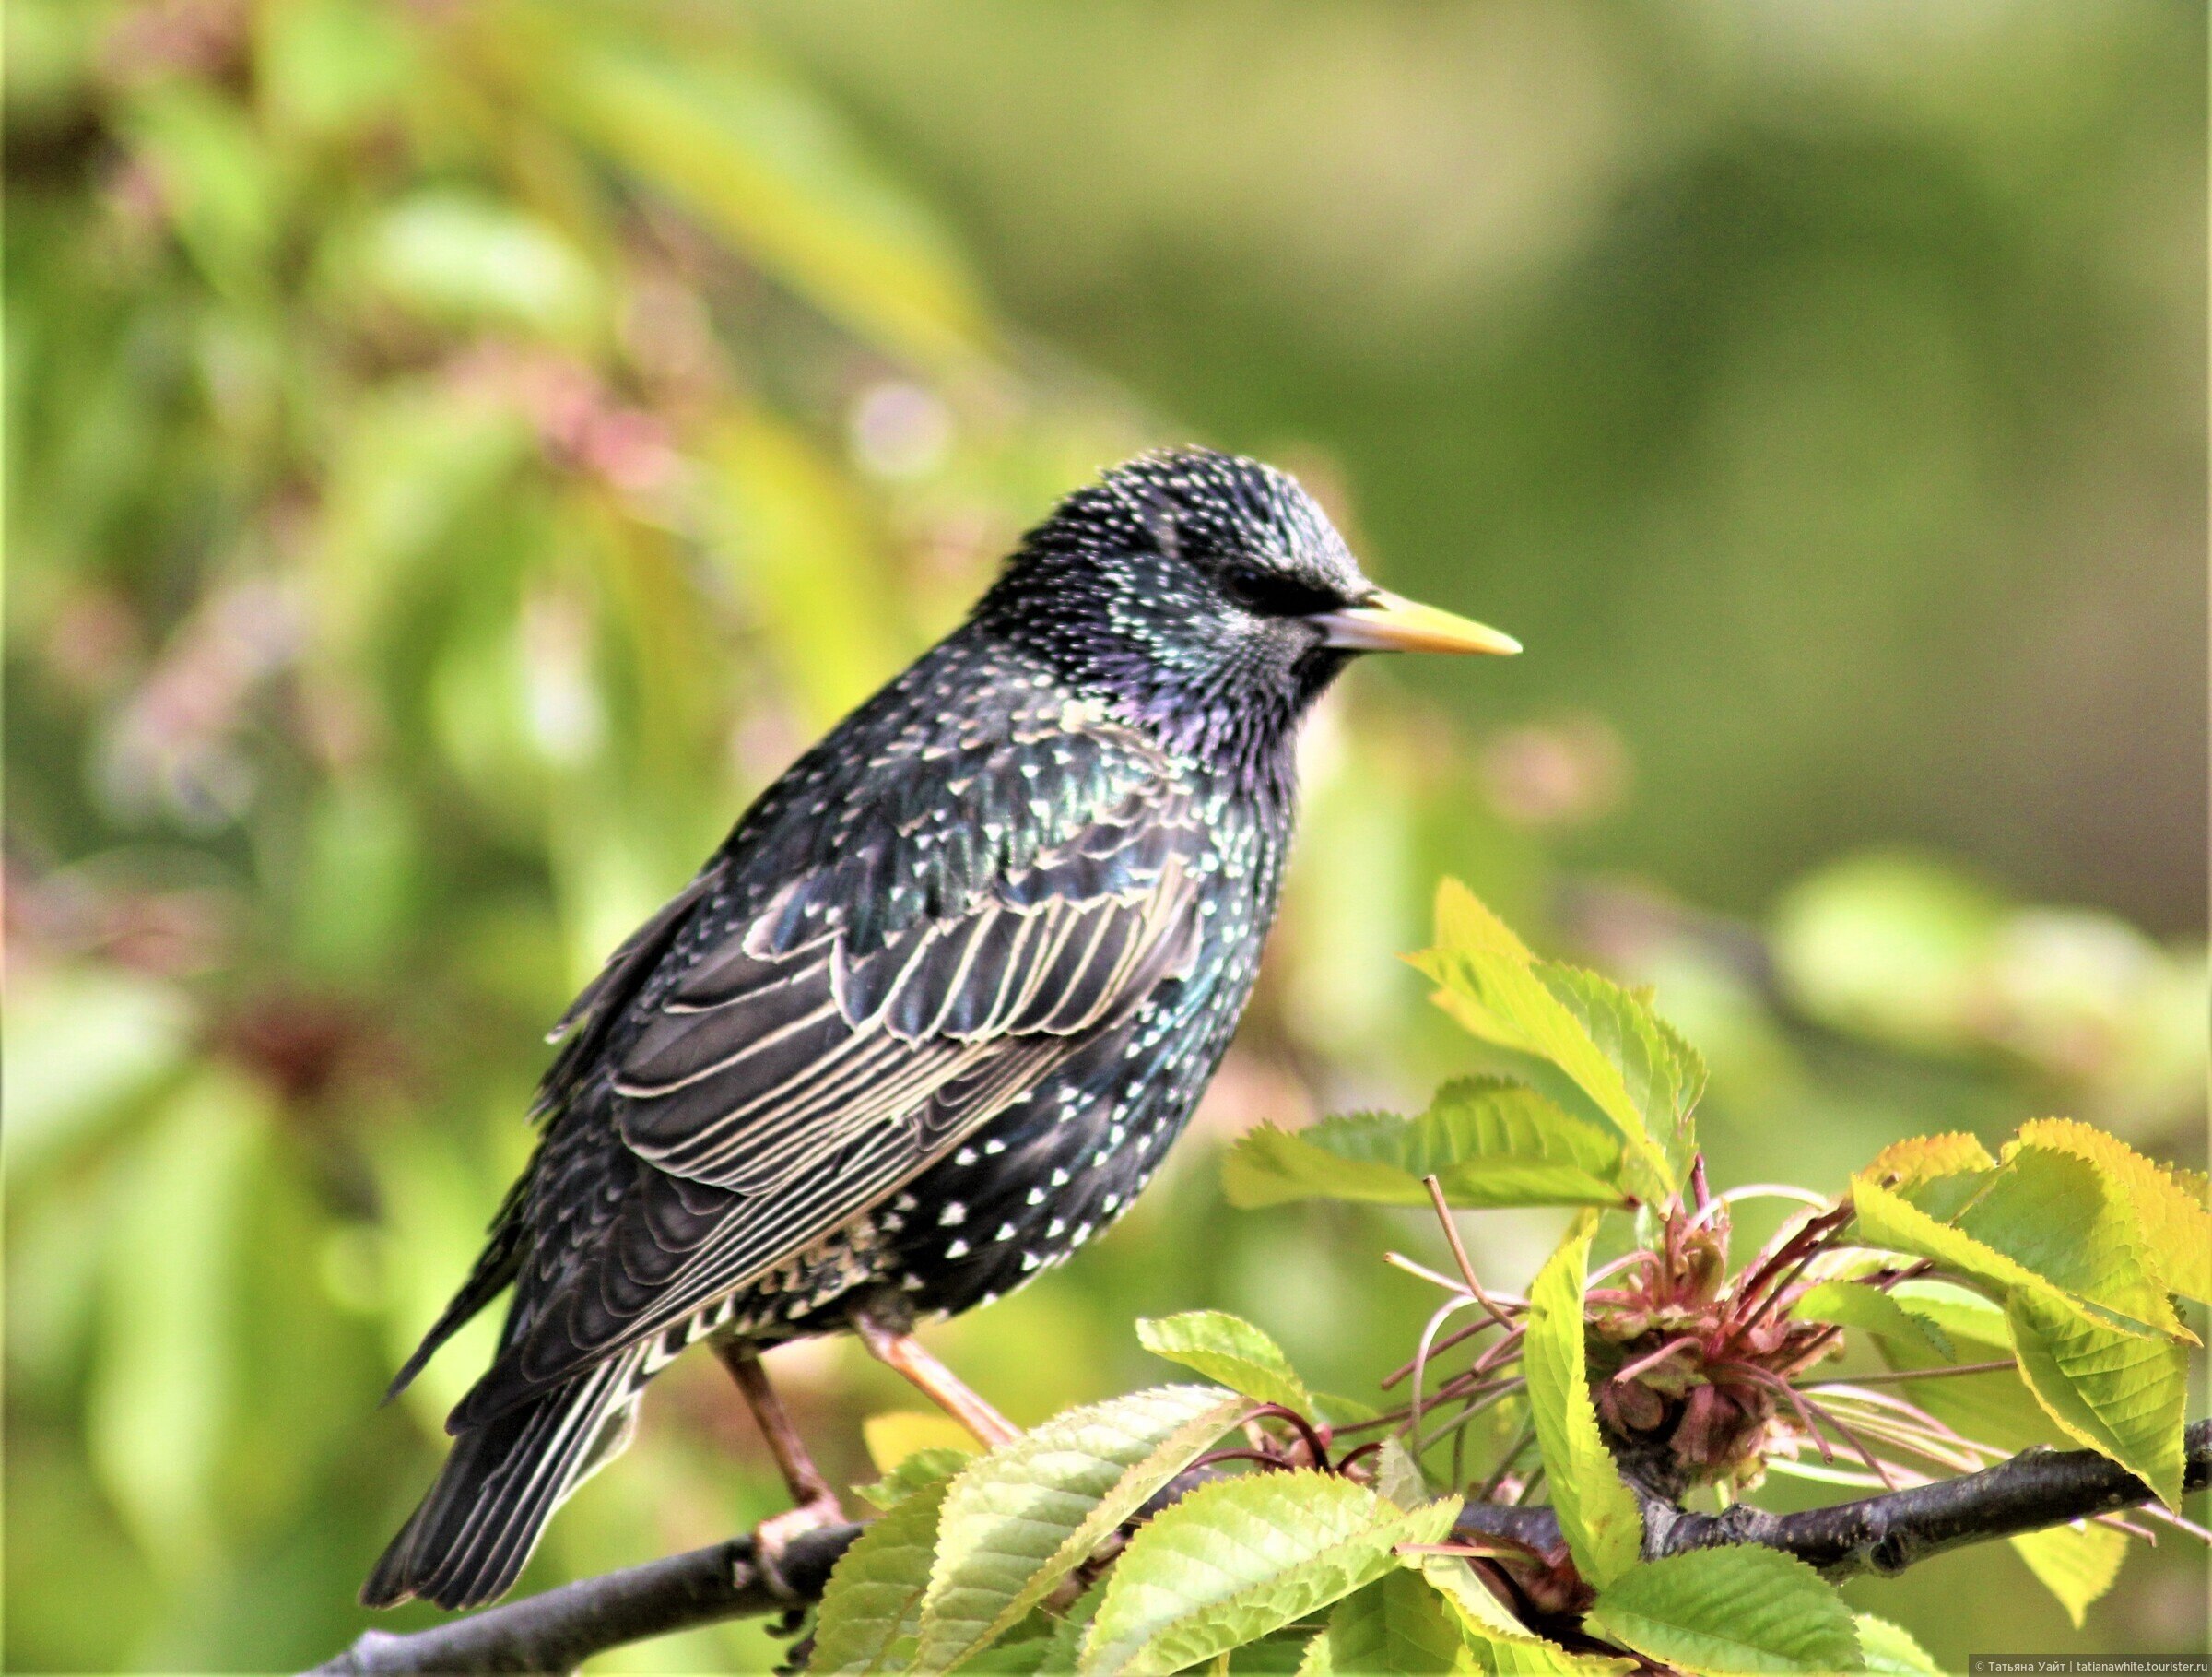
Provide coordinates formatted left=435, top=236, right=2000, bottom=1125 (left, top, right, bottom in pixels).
left=363, top=1348, right=646, bottom=1611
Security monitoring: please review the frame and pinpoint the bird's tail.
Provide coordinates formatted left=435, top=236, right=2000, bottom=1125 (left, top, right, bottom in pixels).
left=361, top=1347, right=647, bottom=1611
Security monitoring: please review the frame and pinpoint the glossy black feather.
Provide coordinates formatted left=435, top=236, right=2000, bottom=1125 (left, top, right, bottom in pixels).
left=368, top=449, right=1382, bottom=1609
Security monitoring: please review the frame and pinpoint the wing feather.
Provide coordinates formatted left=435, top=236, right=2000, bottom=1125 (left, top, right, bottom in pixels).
left=454, top=774, right=1206, bottom=1427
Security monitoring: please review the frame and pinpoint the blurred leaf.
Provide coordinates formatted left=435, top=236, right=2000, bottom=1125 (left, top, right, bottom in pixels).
left=1583, top=1549, right=1863, bottom=1675
left=1370, top=1439, right=1427, bottom=1514
left=309, top=379, right=534, bottom=655
left=1522, top=1212, right=1641, bottom=1588
left=359, top=191, right=603, bottom=338
left=1077, top=1473, right=1458, bottom=1677
left=1224, top=1081, right=1627, bottom=1213
left=87, top=1068, right=271, bottom=1572
left=915, top=1385, right=1246, bottom=1671
left=701, top=413, right=903, bottom=725
left=1771, top=854, right=2005, bottom=1052
left=1136, top=1312, right=1311, bottom=1413
left=121, top=83, right=281, bottom=300
left=1851, top=1613, right=1941, bottom=1676
left=525, top=16, right=994, bottom=377
left=2006, top=1288, right=2187, bottom=1509
left=808, top=1476, right=949, bottom=1676
left=2006, top=1521, right=2128, bottom=1629
left=258, top=0, right=412, bottom=137
left=1412, top=880, right=1677, bottom=1198
left=6, top=964, right=193, bottom=1174
left=291, top=777, right=418, bottom=976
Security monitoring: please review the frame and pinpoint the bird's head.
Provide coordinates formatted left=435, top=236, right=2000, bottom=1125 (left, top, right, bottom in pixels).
left=976, top=448, right=1518, bottom=770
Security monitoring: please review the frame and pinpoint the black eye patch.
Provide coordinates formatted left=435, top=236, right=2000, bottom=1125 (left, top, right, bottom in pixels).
left=1218, top=567, right=1343, bottom=619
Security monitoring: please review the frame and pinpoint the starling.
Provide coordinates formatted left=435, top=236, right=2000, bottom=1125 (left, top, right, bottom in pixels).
left=363, top=448, right=1518, bottom=1610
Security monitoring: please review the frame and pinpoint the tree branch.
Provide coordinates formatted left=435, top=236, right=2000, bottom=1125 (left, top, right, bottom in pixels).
left=305, top=1523, right=860, bottom=1677
left=1455, top=1419, right=2210, bottom=1578
left=310, top=1425, right=2207, bottom=1674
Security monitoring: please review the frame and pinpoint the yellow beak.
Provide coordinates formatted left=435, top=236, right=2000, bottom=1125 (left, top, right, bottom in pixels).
left=1310, top=588, right=1522, bottom=656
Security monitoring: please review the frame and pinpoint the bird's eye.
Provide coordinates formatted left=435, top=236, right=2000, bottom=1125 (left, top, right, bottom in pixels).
left=1218, top=568, right=1339, bottom=618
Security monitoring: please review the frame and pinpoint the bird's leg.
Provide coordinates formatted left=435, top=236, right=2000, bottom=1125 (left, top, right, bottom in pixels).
left=714, top=1340, right=845, bottom=1553
left=850, top=1305, right=1020, bottom=1449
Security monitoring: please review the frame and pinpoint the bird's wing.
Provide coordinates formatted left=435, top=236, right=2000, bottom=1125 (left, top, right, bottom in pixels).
left=453, top=776, right=1206, bottom=1425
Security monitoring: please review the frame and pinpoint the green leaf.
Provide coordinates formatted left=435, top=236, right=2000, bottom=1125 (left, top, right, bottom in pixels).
left=1225, top=1081, right=1630, bottom=1216
left=1583, top=1548, right=1863, bottom=1675
left=1371, top=1439, right=1429, bottom=1515
left=914, top=1385, right=1247, bottom=1671
left=1790, top=1280, right=1953, bottom=1359
left=1862, top=1132, right=1997, bottom=1187
left=1850, top=1167, right=2178, bottom=1340
left=2006, top=1289, right=2187, bottom=1508
left=1223, top=1117, right=1441, bottom=1211
left=1136, top=1313, right=1311, bottom=1413
left=1522, top=1213, right=1641, bottom=1588
left=1852, top=1612, right=1941, bottom=1676
left=1323, top=1568, right=1468, bottom=1676
left=1884, top=1281, right=2012, bottom=1353
left=858, top=1447, right=975, bottom=1512
left=1946, top=1148, right=2182, bottom=1337
left=1077, top=1473, right=1459, bottom=1676
left=2007, top=1521, right=2128, bottom=1629
left=1541, top=965, right=1702, bottom=1177
left=2012, top=1119, right=2212, bottom=1305
left=1035, top=1584, right=1105, bottom=1676
left=808, top=1478, right=951, bottom=1676
left=1411, top=881, right=1677, bottom=1197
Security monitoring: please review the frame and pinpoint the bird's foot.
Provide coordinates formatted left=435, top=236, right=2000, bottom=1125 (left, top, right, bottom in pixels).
left=751, top=1490, right=849, bottom=1570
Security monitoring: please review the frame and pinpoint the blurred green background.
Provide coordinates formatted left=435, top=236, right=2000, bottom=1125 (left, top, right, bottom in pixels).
left=6, top=2, right=2205, bottom=1671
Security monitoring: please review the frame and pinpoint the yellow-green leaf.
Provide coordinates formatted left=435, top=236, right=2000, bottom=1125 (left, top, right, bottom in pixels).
left=1862, top=1132, right=1996, bottom=1188
left=2006, top=1289, right=2187, bottom=1508
left=2012, top=1119, right=2212, bottom=1305
left=1417, top=1557, right=1633, bottom=1675
left=1323, top=1568, right=1470, bottom=1676
left=1790, top=1279, right=1953, bottom=1359
left=1522, top=1212, right=1641, bottom=1588
left=1853, top=1612, right=1941, bottom=1675
left=1222, top=1082, right=1627, bottom=1213
left=1136, top=1313, right=1310, bottom=1414
left=808, top=1477, right=950, bottom=1675
left=1583, top=1549, right=1863, bottom=1675
left=1412, top=885, right=1677, bottom=1197
left=1077, top=1474, right=1459, bottom=1677
left=2007, top=1520, right=2128, bottom=1629
left=914, top=1385, right=1246, bottom=1671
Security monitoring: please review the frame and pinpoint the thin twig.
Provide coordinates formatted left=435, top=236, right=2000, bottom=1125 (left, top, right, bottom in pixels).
left=1423, top=1175, right=1515, bottom=1330
left=1800, top=1360, right=2017, bottom=1388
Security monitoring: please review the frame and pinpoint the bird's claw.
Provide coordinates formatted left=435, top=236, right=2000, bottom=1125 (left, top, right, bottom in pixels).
left=751, top=1493, right=848, bottom=1570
